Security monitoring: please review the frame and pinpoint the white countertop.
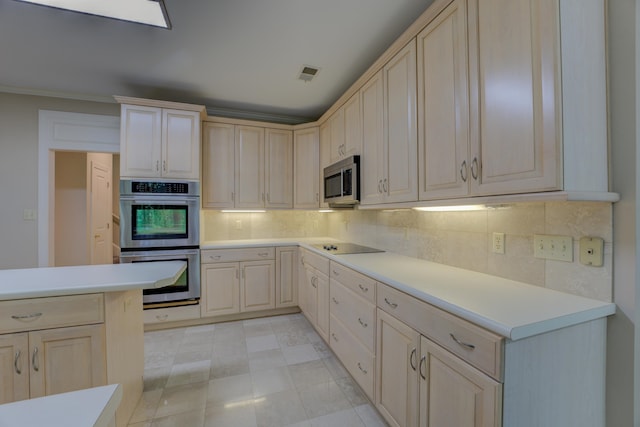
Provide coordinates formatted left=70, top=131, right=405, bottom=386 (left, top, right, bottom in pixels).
left=0, top=384, right=121, bottom=427
left=0, top=261, right=186, bottom=300
left=203, top=238, right=616, bottom=341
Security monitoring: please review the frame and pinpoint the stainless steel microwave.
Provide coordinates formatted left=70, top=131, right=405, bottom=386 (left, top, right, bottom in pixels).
left=323, top=155, right=360, bottom=206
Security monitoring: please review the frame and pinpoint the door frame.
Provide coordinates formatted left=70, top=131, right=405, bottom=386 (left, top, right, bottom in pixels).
left=38, top=110, right=120, bottom=266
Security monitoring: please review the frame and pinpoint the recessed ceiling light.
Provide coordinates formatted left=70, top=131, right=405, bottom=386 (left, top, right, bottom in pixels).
left=15, top=0, right=171, bottom=29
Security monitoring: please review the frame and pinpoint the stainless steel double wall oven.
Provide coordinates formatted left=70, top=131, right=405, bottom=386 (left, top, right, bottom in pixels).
left=119, top=179, right=200, bottom=305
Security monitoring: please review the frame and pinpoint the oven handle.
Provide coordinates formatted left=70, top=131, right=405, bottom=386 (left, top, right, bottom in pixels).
left=120, top=248, right=200, bottom=259
left=120, top=198, right=198, bottom=205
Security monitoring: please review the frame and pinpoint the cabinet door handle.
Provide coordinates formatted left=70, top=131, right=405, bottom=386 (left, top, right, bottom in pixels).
left=358, top=284, right=369, bottom=293
left=419, top=355, right=427, bottom=380
left=316, top=193, right=319, bottom=202
left=383, top=178, right=388, bottom=193
left=163, top=160, right=167, bottom=172
left=156, top=160, right=160, bottom=172
left=231, top=192, right=235, bottom=202
left=384, top=298, right=398, bottom=309
left=331, top=333, right=338, bottom=342
left=258, top=252, right=269, bottom=257
left=11, top=312, right=42, bottom=321
left=410, top=348, right=417, bottom=371
left=14, top=350, right=21, bottom=375
left=450, top=333, right=476, bottom=350
left=332, top=297, right=339, bottom=305
left=32, top=347, right=39, bottom=372
left=358, top=318, right=368, bottom=328
left=471, top=157, right=479, bottom=180
left=210, top=255, right=222, bottom=261
left=311, top=277, right=317, bottom=288
left=357, top=362, right=368, bottom=374
left=378, top=179, right=382, bottom=193
left=156, top=314, right=168, bottom=321
left=460, top=160, right=468, bottom=182
left=332, top=269, right=339, bottom=276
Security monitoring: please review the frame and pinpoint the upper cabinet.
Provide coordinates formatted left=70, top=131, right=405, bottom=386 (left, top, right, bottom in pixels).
left=415, top=0, right=610, bottom=202
left=116, top=97, right=204, bottom=180
left=294, top=127, right=320, bottom=209
left=327, top=92, right=363, bottom=165
left=467, top=0, right=561, bottom=196
left=202, top=120, right=293, bottom=210
left=361, top=41, right=418, bottom=205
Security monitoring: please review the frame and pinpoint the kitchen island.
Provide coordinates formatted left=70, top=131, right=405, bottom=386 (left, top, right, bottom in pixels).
left=0, top=261, right=186, bottom=427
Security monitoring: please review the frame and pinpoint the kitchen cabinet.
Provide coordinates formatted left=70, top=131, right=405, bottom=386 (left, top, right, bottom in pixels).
left=417, top=0, right=470, bottom=200
left=118, top=103, right=202, bottom=180
left=299, top=249, right=330, bottom=341
left=202, top=120, right=293, bottom=209
left=361, top=40, right=418, bottom=205
left=202, top=122, right=235, bottom=209
left=275, top=246, right=298, bottom=308
left=327, top=92, right=362, bottom=165
left=328, top=262, right=377, bottom=400
left=466, top=0, right=561, bottom=196
left=318, top=123, right=332, bottom=208
left=200, top=248, right=276, bottom=318
left=293, top=127, right=320, bottom=209
left=0, top=333, right=28, bottom=404
left=376, top=288, right=502, bottom=427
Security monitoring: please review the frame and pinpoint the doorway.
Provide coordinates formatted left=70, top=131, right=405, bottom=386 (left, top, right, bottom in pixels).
left=38, top=110, right=120, bottom=266
left=54, top=151, right=119, bottom=266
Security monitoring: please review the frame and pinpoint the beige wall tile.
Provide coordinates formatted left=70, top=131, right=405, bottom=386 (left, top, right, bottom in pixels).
left=487, top=203, right=545, bottom=236
left=545, top=202, right=613, bottom=242
left=487, top=235, right=545, bottom=287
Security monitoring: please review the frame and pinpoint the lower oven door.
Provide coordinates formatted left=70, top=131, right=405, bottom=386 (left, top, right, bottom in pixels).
left=119, top=248, right=200, bottom=305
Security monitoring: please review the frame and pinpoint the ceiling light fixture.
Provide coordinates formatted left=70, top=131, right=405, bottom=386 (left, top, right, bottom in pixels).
left=15, top=0, right=171, bottom=29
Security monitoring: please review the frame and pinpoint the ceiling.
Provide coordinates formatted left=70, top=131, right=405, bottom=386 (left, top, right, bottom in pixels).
left=0, top=0, right=434, bottom=124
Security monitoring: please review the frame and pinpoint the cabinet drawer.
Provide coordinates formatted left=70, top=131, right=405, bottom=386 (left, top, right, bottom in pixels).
left=144, top=303, right=201, bottom=324
left=329, top=314, right=375, bottom=400
left=0, top=294, right=104, bottom=334
left=377, top=283, right=503, bottom=381
left=202, top=247, right=275, bottom=263
left=330, top=262, right=376, bottom=303
left=301, top=249, right=329, bottom=275
left=330, top=281, right=376, bottom=352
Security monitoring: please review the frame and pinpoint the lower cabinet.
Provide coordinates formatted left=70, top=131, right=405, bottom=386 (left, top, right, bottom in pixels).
left=299, top=249, right=330, bottom=341
left=201, top=246, right=298, bottom=318
left=376, top=309, right=501, bottom=427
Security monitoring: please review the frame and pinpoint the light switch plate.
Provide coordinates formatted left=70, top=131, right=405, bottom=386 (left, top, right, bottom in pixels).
left=534, top=234, right=573, bottom=262
left=579, top=237, right=604, bottom=267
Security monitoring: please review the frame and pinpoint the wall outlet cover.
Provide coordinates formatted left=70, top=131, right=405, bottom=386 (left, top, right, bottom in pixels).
left=579, top=237, right=604, bottom=267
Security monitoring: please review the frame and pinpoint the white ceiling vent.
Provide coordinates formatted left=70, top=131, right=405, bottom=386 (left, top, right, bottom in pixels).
left=298, top=65, right=320, bottom=82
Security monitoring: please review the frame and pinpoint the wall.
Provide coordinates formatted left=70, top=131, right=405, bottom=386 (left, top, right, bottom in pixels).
left=0, top=92, right=119, bottom=269
left=202, top=201, right=613, bottom=301
left=54, top=151, right=88, bottom=266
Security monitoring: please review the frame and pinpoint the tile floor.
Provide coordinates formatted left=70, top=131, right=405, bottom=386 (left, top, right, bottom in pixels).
left=127, top=313, right=389, bottom=427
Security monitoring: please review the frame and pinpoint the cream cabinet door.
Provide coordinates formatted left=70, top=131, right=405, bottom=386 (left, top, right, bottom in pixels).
left=29, top=324, right=106, bottom=399
left=162, top=109, right=200, bottom=179
left=201, top=262, right=240, bottom=317
left=202, top=122, right=236, bottom=209
left=120, top=104, right=162, bottom=178
left=376, top=309, right=420, bottom=427
left=418, top=0, right=470, bottom=200
left=240, top=260, right=275, bottom=312
left=276, top=247, right=298, bottom=308
left=265, top=128, right=293, bottom=209
left=384, top=40, right=418, bottom=204
left=328, top=108, right=345, bottom=164
left=361, top=71, right=385, bottom=205
left=419, top=337, right=501, bottom=427
left=468, top=0, right=561, bottom=195
left=319, top=123, right=331, bottom=208
left=0, top=333, right=29, bottom=404
left=235, top=126, right=265, bottom=209
left=303, top=265, right=318, bottom=325
left=344, top=92, right=362, bottom=158
left=315, top=270, right=330, bottom=342
left=293, top=127, right=320, bottom=209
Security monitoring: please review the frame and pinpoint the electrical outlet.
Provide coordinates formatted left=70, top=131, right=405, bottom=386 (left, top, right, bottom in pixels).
left=579, top=236, right=604, bottom=267
left=492, top=232, right=505, bottom=254
left=533, top=234, right=573, bottom=262
left=23, top=209, right=37, bottom=221
left=234, top=220, right=243, bottom=230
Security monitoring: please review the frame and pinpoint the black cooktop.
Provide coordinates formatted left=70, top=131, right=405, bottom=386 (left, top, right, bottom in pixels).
left=311, top=243, right=384, bottom=255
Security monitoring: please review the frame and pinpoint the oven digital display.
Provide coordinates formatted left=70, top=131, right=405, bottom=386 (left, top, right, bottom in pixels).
left=132, top=205, right=188, bottom=240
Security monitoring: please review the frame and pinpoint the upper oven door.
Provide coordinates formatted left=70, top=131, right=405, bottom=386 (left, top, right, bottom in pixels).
left=120, top=196, right=199, bottom=249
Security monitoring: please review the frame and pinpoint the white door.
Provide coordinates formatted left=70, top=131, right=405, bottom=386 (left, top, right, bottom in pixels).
left=89, top=154, right=112, bottom=265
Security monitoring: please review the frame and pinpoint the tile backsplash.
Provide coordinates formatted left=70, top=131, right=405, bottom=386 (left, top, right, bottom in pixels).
left=202, top=201, right=613, bottom=302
